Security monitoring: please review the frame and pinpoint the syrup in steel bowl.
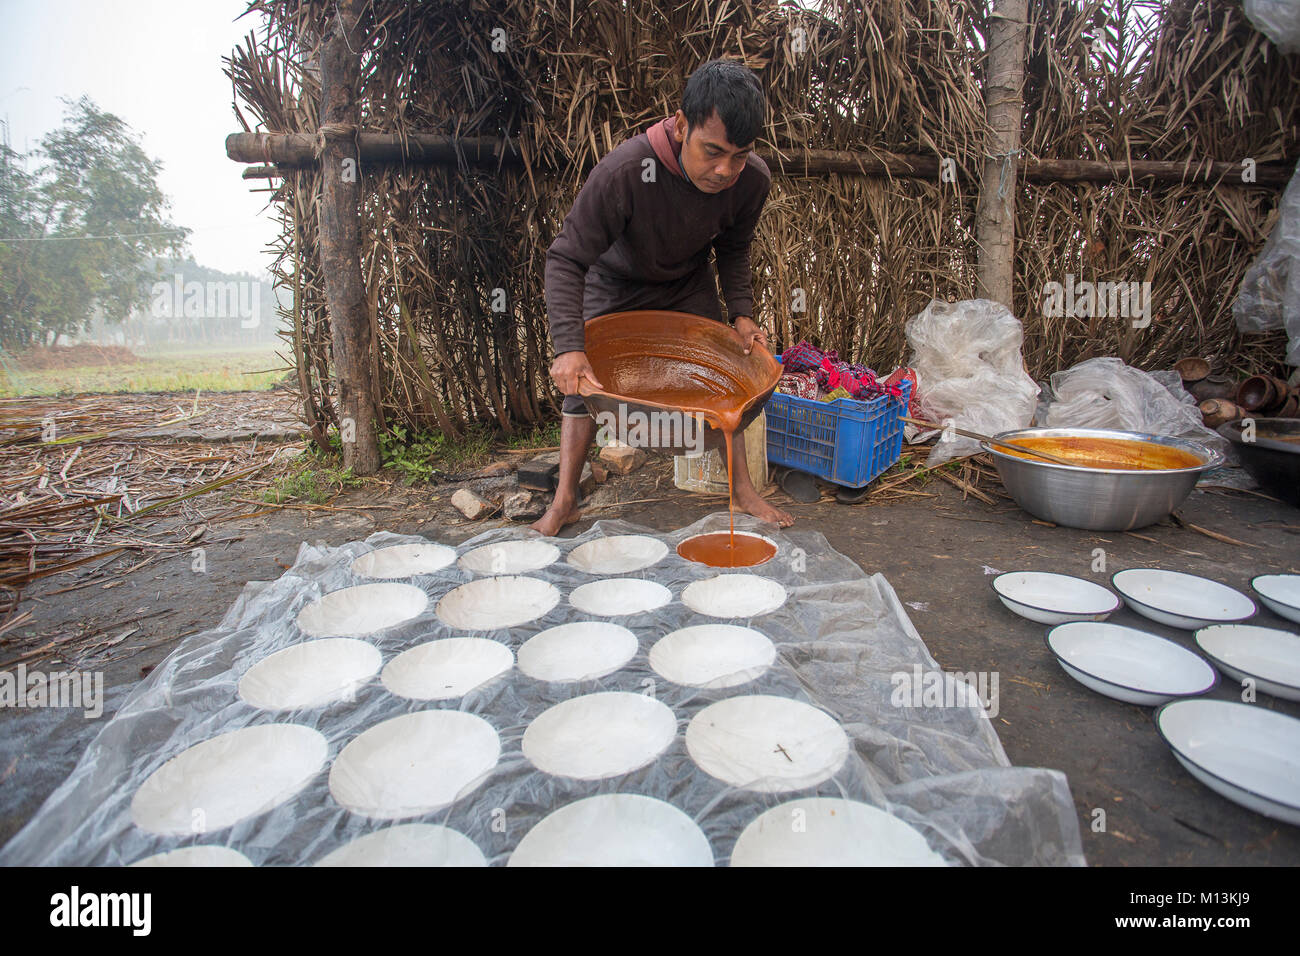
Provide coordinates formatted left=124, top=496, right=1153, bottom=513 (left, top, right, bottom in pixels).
left=1002, top=436, right=1204, bottom=471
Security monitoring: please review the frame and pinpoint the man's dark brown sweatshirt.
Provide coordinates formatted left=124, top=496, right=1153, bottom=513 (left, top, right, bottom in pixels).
left=544, top=115, right=771, bottom=355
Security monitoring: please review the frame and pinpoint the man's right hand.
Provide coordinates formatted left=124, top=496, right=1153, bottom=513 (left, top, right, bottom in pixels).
left=550, top=350, right=604, bottom=395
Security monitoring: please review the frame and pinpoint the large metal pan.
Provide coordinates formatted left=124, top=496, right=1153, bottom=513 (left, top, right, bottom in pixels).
left=577, top=310, right=781, bottom=454
left=983, top=427, right=1223, bottom=530
left=1218, top=418, right=1300, bottom=508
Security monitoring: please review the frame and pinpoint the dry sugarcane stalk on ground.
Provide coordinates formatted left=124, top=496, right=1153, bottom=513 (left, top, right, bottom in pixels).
left=0, top=392, right=307, bottom=615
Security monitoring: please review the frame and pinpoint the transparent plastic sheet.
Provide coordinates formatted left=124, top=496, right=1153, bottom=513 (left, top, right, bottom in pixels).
left=1244, top=0, right=1300, bottom=54
left=1234, top=158, right=1300, bottom=365
left=904, top=298, right=1040, bottom=464
left=0, top=513, right=1084, bottom=867
left=1035, top=356, right=1232, bottom=463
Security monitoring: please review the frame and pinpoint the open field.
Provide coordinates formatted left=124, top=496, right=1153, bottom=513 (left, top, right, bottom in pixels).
left=1, top=343, right=289, bottom=397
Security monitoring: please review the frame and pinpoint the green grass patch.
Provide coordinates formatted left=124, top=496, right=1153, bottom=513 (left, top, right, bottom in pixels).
left=2, top=345, right=287, bottom=397
left=260, top=453, right=362, bottom=505
left=505, top=421, right=561, bottom=450
left=376, top=423, right=501, bottom=483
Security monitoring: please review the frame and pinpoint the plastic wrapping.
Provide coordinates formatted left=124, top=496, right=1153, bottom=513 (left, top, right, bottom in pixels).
left=905, top=298, right=1040, bottom=464
left=1244, top=0, right=1300, bottom=53
left=1234, top=159, right=1300, bottom=365
left=0, top=513, right=1084, bottom=867
left=1035, top=357, right=1231, bottom=459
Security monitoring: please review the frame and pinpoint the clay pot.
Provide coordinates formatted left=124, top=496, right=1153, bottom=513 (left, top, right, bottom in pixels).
left=1278, top=392, right=1300, bottom=419
left=1188, top=374, right=1236, bottom=401
left=1237, top=375, right=1283, bottom=412
left=1199, top=398, right=1243, bottom=428
left=1174, top=357, right=1210, bottom=384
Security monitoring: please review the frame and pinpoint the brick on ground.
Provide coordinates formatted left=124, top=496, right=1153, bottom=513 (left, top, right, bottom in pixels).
left=451, top=487, right=494, bottom=519
left=599, top=444, right=646, bottom=475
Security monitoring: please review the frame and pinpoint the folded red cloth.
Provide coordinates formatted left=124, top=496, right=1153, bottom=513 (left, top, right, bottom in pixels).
left=777, top=371, right=818, bottom=399
left=781, top=341, right=827, bottom=374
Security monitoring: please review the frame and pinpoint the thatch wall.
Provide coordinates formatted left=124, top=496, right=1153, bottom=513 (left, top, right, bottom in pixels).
left=227, top=0, right=1299, bottom=436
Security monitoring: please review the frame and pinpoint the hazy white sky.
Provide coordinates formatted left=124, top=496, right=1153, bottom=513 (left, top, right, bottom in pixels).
left=0, top=0, right=278, bottom=276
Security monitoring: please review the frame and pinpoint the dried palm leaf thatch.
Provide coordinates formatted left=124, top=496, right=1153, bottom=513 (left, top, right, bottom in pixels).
left=1015, top=0, right=1299, bottom=377
left=226, top=0, right=1299, bottom=436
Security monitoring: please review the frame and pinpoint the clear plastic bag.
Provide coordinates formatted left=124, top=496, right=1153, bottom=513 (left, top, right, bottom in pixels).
left=904, top=298, right=1040, bottom=463
left=1234, top=159, right=1300, bottom=365
left=1035, top=356, right=1231, bottom=457
left=1244, top=0, right=1300, bottom=54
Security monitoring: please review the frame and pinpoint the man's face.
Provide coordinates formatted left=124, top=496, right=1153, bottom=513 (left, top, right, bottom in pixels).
left=673, top=109, right=753, bottom=194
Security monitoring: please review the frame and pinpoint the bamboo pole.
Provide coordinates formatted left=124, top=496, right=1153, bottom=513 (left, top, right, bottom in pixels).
left=230, top=134, right=1290, bottom=186
left=976, top=0, right=1029, bottom=307
left=318, top=0, right=381, bottom=474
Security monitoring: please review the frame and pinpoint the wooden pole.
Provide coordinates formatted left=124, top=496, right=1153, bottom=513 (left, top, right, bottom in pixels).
left=976, top=0, right=1029, bottom=307
left=318, top=0, right=381, bottom=475
left=230, top=134, right=1289, bottom=186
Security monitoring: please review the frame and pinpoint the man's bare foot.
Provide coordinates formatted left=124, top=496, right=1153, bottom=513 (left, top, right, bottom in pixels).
left=734, top=485, right=795, bottom=527
left=530, top=499, right=583, bottom=537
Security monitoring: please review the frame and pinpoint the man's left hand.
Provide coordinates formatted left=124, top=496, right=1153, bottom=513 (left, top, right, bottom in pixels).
left=733, top=316, right=767, bottom=355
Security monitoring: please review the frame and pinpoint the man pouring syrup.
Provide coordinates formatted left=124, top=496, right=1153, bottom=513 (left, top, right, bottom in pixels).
left=533, top=58, right=794, bottom=537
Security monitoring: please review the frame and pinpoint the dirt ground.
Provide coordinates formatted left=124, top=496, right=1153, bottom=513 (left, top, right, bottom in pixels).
left=1, top=405, right=1298, bottom=865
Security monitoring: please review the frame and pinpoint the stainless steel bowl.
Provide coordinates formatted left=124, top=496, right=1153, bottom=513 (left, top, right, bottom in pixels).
left=983, top=427, right=1223, bottom=531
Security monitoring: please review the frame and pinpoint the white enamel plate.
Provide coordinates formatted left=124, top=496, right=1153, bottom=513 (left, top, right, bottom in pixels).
left=1156, top=699, right=1300, bottom=825
left=1111, top=569, right=1255, bottom=630
left=1045, top=621, right=1217, bottom=706
left=1193, top=624, right=1300, bottom=702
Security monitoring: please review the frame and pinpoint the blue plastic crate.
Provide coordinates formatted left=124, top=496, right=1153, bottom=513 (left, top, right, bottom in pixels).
left=765, top=379, right=911, bottom=488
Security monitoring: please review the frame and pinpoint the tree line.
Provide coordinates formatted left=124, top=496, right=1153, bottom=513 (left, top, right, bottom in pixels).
left=0, top=97, right=285, bottom=351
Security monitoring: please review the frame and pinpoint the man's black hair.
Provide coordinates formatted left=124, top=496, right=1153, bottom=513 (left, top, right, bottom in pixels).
left=681, top=59, right=765, bottom=148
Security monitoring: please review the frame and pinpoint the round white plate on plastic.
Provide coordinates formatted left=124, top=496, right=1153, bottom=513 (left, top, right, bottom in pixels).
left=350, top=543, right=456, bottom=578
left=381, top=638, right=514, bottom=700
left=522, top=692, right=676, bottom=780
left=315, top=824, right=486, bottom=867
left=649, top=624, right=775, bottom=688
left=436, top=576, right=559, bottom=630
left=238, top=638, right=381, bottom=711
left=458, top=540, right=559, bottom=575
left=566, top=535, right=669, bottom=574
left=681, top=574, right=786, bottom=618
left=328, top=711, right=500, bottom=820
left=517, top=622, right=638, bottom=683
left=686, top=695, right=848, bottom=792
left=568, top=579, right=671, bottom=617
left=297, top=583, right=427, bottom=637
left=131, top=724, right=327, bottom=836
left=730, top=798, right=946, bottom=867
left=509, top=794, right=713, bottom=867
left=129, top=846, right=253, bottom=867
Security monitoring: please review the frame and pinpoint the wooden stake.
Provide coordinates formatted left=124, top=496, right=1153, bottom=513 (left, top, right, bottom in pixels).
left=976, top=0, right=1029, bottom=307
left=318, top=0, right=381, bottom=475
